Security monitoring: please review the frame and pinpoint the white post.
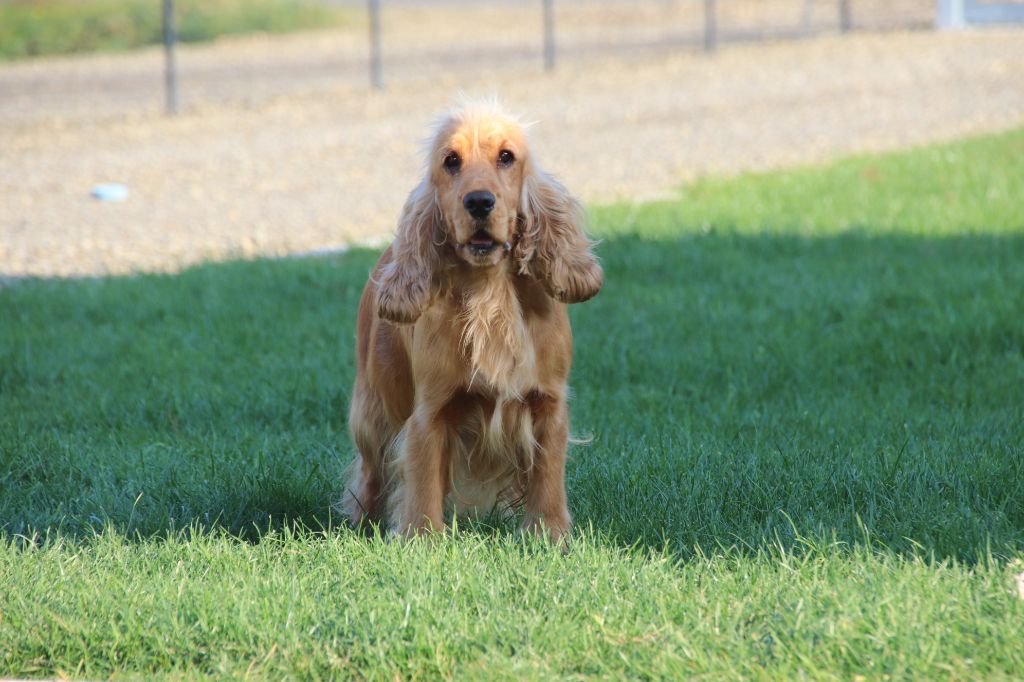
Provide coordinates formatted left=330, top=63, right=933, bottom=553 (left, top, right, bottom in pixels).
left=936, top=0, right=966, bottom=28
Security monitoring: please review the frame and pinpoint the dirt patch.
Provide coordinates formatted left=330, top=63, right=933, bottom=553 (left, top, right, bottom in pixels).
left=1, top=15, right=1022, bottom=278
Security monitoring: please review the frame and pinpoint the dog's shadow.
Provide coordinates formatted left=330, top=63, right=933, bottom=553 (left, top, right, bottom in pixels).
left=3, top=231, right=1022, bottom=562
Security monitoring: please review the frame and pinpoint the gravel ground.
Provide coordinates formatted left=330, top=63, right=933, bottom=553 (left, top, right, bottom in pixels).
left=1, top=18, right=1022, bottom=278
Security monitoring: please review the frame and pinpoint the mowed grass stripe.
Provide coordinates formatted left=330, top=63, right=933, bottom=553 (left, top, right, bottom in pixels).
left=1, top=127, right=1023, bottom=678
left=3, top=529, right=1021, bottom=679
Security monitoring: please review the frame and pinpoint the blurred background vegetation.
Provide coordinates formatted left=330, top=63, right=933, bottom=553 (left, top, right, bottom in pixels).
left=0, top=0, right=351, bottom=60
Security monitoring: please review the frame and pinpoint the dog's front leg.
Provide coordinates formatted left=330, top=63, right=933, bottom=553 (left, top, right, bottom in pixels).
left=393, top=408, right=448, bottom=536
left=522, top=394, right=572, bottom=543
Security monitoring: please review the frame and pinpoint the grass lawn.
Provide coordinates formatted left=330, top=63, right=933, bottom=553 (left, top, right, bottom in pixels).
left=2, top=128, right=1023, bottom=679
left=0, top=0, right=351, bottom=61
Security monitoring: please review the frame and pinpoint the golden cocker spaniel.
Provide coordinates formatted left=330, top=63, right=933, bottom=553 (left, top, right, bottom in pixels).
left=345, top=101, right=602, bottom=541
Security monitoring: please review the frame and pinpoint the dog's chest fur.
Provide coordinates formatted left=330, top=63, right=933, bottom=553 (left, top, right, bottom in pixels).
left=446, top=273, right=542, bottom=512
left=457, top=273, right=539, bottom=396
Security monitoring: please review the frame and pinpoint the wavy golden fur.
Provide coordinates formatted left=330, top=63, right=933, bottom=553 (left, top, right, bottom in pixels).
left=345, top=101, right=602, bottom=541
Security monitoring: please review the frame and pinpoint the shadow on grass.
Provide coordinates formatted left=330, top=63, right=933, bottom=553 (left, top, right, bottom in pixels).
left=1, top=231, right=1022, bottom=560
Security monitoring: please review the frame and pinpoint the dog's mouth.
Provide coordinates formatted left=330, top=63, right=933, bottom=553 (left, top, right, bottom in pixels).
left=466, top=230, right=500, bottom=256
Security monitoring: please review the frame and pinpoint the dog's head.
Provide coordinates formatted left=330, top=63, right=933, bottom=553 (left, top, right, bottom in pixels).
left=376, top=101, right=603, bottom=324
left=430, top=106, right=527, bottom=267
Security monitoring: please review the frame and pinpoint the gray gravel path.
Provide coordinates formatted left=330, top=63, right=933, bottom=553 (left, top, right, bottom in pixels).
left=1, top=24, right=1022, bottom=278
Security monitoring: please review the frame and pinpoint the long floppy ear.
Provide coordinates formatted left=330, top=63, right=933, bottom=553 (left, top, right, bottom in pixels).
left=376, top=180, right=444, bottom=324
left=516, top=163, right=603, bottom=304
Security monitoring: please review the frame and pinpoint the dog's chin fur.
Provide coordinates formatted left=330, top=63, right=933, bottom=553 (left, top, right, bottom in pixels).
left=346, top=100, right=603, bottom=542
left=450, top=215, right=515, bottom=268
left=453, top=243, right=509, bottom=268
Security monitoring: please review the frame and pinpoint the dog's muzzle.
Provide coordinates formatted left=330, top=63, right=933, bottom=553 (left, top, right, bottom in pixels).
left=463, top=229, right=512, bottom=257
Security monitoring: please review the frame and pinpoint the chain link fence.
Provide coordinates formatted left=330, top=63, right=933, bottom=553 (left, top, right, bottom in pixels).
left=0, top=1, right=973, bottom=118
left=333, top=0, right=937, bottom=91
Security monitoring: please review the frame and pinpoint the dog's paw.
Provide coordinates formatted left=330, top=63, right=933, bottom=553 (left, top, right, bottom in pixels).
left=377, top=274, right=430, bottom=324
left=521, top=514, right=572, bottom=551
left=548, top=258, right=603, bottom=304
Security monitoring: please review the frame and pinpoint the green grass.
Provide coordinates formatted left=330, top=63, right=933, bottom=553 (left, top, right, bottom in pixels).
left=2, top=128, right=1023, bottom=678
left=0, top=0, right=351, bottom=61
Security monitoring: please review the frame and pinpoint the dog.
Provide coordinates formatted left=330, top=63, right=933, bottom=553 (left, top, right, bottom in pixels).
left=345, top=101, right=602, bottom=542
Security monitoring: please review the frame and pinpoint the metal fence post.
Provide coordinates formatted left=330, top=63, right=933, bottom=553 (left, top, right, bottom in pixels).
left=704, top=0, right=717, bottom=53
left=162, top=0, right=178, bottom=115
left=368, top=0, right=383, bottom=89
left=839, top=0, right=853, bottom=32
left=543, top=0, right=555, bottom=71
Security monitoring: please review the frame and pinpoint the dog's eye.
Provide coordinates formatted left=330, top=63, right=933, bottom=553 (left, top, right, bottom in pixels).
left=443, top=151, right=462, bottom=174
left=497, top=150, right=515, bottom=167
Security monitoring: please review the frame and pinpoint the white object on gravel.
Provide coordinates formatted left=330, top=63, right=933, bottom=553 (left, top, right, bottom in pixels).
left=91, top=183, right=130, bottom=202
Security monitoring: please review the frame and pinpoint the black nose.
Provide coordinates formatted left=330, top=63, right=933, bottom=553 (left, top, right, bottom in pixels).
left=463, top=191, right=496, bottom=219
